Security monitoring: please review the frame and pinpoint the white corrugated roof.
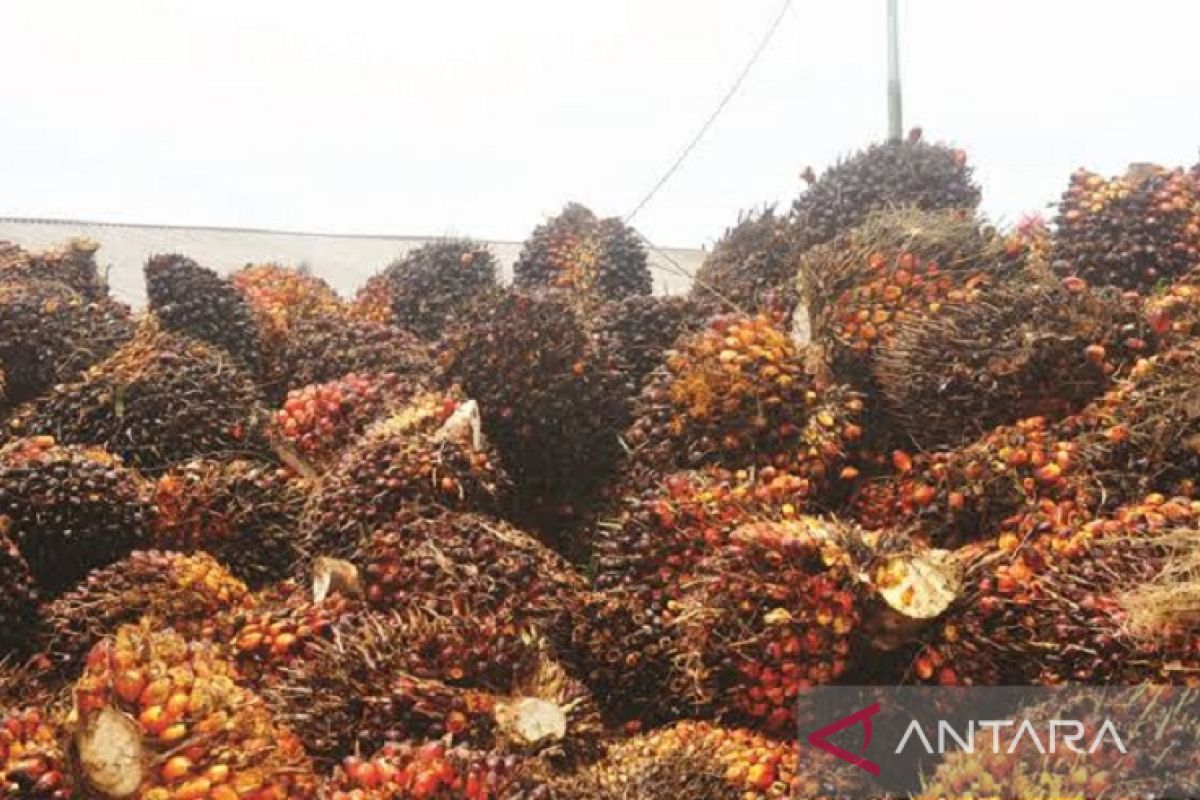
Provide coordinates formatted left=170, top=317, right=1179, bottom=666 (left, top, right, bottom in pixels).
left=0, top=218, right=705, bottom=307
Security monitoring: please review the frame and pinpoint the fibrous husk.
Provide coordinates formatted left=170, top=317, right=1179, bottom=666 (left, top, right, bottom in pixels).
left=278, top=314, right=433, bottom=394
left=513, top=203, right=651, bottom=304
left=594, top=294, right=706, bottom=392
left=347, top=511, right=585, bottom=650
left=36, top=550, right=252, bottom=678
left=150, top=458, right=308, bottom=586
left=300, top=392, right=510, bottom=561
left=354, top=240, right=497, bottom=340
left=7, top=322, right=272, bottom=473
left=0, top=436, right=151, bottom=595
left=789, top=134, right=981, bottom=254
left=873, top=277, right=1152, bottom=449
left=909, top=494, right=1200, bottom=685
left=0, top=279, right=133, bottom=413
left=439, top=289, right=630, bottom=539
left=797, top=208, right=1023, bottom=401
left=145, top=253, right=268, bottom=378
left=0, top=238, right=110, bottom=302
left=272, top=372, right=422, bottom=471
left=691, top=207, right=798, bottom=321
left=1051, top=164, right=1200, bottom=293
left=265, top=610, right=601, bottom=767
left=321, top=740, right=547, bottom=800
left=70, top=622, right=317, bottom=799
left=548, top=720, right=865, bottom=800
left=626, top=314, right=864, bottom=500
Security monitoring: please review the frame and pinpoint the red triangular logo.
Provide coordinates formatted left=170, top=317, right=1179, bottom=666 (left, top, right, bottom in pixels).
left=805, top=701, right=881, bottom=776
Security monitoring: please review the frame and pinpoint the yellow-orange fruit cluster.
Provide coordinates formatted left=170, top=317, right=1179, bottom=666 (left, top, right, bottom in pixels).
left=322, top=741, right=542, bottom=800
left=0, top=706, right=72, bottom=799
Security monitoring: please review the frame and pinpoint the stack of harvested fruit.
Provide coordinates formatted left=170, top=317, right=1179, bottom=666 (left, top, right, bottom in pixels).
left=1, top=139, right=1200, bottom=798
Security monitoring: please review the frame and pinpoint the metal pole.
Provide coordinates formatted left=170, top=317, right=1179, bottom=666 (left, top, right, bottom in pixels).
left=887, top=0, right=903, bottom=141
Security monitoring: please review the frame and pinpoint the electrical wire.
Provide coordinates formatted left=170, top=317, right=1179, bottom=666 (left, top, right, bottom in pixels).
left=624, top=0, right=794, bottom=225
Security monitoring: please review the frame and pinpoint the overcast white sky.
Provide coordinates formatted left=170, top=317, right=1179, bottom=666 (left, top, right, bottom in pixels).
left=3, top=1, right=1198, bottom=248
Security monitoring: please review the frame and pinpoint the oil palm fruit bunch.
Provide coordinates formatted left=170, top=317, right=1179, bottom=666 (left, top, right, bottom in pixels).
left=593, top=294, right=705, bottom=391
left=8, top=322, right=272, bottom=472
left=1051, top=163, right=1200, bottom=292
left=851, top=416, right=1087, bottom=548
left=552, top=720, right=862, bottom=800
left=351, top=273, right=394, bottom=325
left=301, top=391, right=509, bottom=559
left=672, top=518, right=861, bottom=734
left=440, top=290, right=629, bottom=537
left=0, top=705, right=73, bottom=799
left=70, top=623, right=317, bottom=799
left=873, top=277, right=1152, bottom=449
left=0, top=238, right=110, bottom=302
left=145, top=254, right=268, bottom=378
left=36, top=550, right=252, bottom=678
left=627, top=313, right=865, bottom=493
left=1145, top=264, right=1200, bottom=347
left=151, top=458, right=308, bottom=586
left=907, top=493, right=1200, bottom=685
left=691, top=207, right=797, bottom=321
left=265, top=612, right=601, bottom=767
left=345, top=511, right=584, bottom=648
left=323, top=741, right=548, bottom=800
left=279, top=315, right=433, bottom=394
left=0, top=436, right=151, bottom=595
left=273, top=372, right=421, bottom=471
left=920, top=687, right=1200, bottom=799
left=513, top=203, right=651, bottom=304
left=0, top=279, right=133, bottom=412
left=231, top=263, right=344, bottom=336
left=358, top=240, right=498, bottom=341
left=578, top=466, right=810, bottom=725
left=0, top=534, right=38, bottom=657
left=798, top=208, right=1020, bottom=396
left=789, top=133, right=981, bottom=253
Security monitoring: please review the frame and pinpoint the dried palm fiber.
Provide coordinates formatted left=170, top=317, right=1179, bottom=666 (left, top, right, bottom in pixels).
left=353, top=240, right=498, bottom=340
left=272, top=372, right=421, bottom=472
left=342, top=510, right=585, bottom=652
left=548, top=720, right=867, bottom=800
left=0, top=702, right=73, bottom=799
left=439, top=289, right=629, bottom=539
left=278, top=314, right=433, bottom=394
left=265, top=608, right=602, bottom=768
left=627, top=313, right=864, bottom=500
left=35, top=550, right=252, bottom=680
left=0, top=238, right=110, bottom=302
left=145, top=253, right=268, bottom=379
left=0, top=534, right=38, bottom=657
left=300, top=391, right=510, bottom=561
left=670, top=518, right=862, bottom=734
left=593, top=294, right=706, bottom=392
left=850, top=416, right=1088, bottom=548
left=513, top=203, right=651, bottom=304
left=0, top=436, right=151, bottom=595
left=920, top=688, right=1200, bottom=800
left=901, top=493, right=1200, bottom=685
left=0, top=279, right=133, bottom=412
left=1051, top=163, right=1200, bottom=292
left=231, top=262, right=344, bottom=336
left=7, top=320, right=272, bottom=473
left=797, top=208, right=1023, bottom=403
left=69, top=622, right=317, bottom=799
left=789, top=132, right=981, bottom=254
left=150, top=458, right=307, bottom=586
left=577, top=466, right=814, bottom=725
left=873, top=276, right=1152, bottom=450
left=322, top=740, right=550, bottom=800
left=691, top=207, right=798, bottom=322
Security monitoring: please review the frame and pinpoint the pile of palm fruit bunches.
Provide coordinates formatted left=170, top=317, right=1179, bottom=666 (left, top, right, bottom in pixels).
left=5, top=130, right=1200, bottom=798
